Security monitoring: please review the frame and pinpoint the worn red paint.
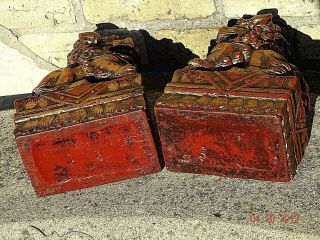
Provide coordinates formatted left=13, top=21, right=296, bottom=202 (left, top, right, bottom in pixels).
left=14, top=74, right=161, bottom=196
left=155, top=70, right=310, bottom=182
left=156, top=109, right=289, bottom=181
left=16, top=110, right=159, bottom=196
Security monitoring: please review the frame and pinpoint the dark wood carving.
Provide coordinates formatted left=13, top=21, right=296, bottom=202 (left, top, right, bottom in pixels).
left=189, top=14, right=299, bottom=75
left=14, top=32, right=160, bottom=196
left=33, top=32, right=139, bottom=95
left=155, top=14, right=310, bottom=182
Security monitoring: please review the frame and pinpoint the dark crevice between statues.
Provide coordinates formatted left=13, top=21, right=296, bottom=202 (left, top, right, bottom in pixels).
left=95, top=24, right=198, bottom=167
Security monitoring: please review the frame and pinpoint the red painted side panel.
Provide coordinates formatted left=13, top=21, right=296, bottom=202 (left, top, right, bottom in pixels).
left=16, top=110, right=160, bottom=196
left=155, top=108, right=292, bottom=182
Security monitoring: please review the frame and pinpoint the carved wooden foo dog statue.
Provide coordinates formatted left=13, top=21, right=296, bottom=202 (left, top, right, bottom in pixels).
left=14, top=32, right=160, bottom=196
left=155, top=14, right=310, bottom=182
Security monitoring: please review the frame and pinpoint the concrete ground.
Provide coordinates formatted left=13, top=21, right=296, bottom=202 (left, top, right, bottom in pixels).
left=0, top=96, right=319, bottom=240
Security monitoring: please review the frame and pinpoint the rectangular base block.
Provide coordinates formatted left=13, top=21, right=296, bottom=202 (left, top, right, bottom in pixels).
left=16, top=110, right=160, bottom=196
left=155, top=108, right=293, bottom=182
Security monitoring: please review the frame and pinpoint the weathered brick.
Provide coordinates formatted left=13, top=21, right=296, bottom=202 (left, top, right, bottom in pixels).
left=82, top=0, right=215, bottom=22
left=19, top=33, right=80, bottom=68
left=299, top=26, right=320, bottom=40
left=223, top=0, right=320, bottom=17
left=154, top=29, right=218, bottom=58
left=0, top=0, right=76, bottom=29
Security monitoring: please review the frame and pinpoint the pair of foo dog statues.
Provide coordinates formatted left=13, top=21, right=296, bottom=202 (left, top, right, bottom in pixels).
left=14, top=13, right=310, bottom=196
left=35, top=14, right=304, bottom=94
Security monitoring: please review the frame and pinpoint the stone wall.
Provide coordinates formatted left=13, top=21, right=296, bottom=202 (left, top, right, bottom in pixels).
left=0, top=0, right=319, bottom=96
